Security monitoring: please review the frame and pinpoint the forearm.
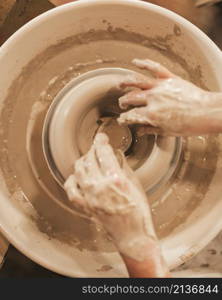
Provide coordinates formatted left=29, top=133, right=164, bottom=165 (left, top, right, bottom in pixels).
left=170, top=92, right=222, bottom=136
left=119, top=240, right=171, bottom=278
left=201, top=92, right=222, bottom=134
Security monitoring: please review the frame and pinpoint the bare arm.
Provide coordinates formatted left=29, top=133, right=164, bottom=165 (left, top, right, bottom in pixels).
left=64, top=133, right=169, bottom=278
left=53, top=1, right=170, bottom=277
left=120, top=241, right=171, bottom=278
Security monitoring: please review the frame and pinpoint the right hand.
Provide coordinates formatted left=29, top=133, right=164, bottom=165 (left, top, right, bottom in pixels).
left=118, top=58, right=221, bottom=136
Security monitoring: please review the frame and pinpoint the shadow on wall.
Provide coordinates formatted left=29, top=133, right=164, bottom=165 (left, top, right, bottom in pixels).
left=0, top=0, right=54, bottom=45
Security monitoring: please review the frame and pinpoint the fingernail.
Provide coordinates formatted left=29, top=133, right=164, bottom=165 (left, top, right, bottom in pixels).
left=119, top=94, right=127, bottom=101
left=118, top=96, right=128, bottom=109
left=132, top=58, right=141, bottom=65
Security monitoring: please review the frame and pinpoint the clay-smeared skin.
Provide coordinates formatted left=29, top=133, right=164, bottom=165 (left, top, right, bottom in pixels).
left=64, top=133, right=167, bottom=271
left=118, top=58, right=222, bottom=136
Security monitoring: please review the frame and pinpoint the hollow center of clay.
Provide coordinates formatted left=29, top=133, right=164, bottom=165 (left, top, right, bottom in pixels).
left=97, top=117, right=132, bottom=153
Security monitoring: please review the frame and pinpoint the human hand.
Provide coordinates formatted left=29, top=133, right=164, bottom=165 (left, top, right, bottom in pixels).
left=118, top=58, right=222, bottom=136
left=64, top=133, right=157, bottom=261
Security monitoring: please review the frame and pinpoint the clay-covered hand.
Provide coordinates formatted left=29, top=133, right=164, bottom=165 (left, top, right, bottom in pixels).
left=118, top=58, right=222, bottom=136
left=64, top=133, right=157, bottom=261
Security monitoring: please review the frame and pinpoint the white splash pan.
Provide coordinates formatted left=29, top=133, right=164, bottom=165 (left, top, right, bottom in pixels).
left=0, top=0, right=222, bottom=277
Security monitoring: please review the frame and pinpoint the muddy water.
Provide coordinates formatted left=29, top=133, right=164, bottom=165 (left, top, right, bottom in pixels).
left=0, top=29, right=220, bottom=252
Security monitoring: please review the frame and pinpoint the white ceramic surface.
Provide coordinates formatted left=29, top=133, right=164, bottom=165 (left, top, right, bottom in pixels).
left=0, top=0, right=222, bottom=277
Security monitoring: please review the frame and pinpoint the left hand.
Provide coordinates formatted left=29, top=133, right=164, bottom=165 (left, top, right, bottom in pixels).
left=64, top=133, right=157, bottom=261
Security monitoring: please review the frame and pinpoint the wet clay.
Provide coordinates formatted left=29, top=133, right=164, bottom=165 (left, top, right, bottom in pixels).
left=65, top=133, right=159, bottom=262
left=0, top=27, right=220, bottom=252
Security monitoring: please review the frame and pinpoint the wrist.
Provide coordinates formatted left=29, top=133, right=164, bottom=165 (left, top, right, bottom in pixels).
left=119, top=238, right=169, bottom=278
left=116, top=234, right=158, bottom=262
left=200, top=92, right=222, bottom=134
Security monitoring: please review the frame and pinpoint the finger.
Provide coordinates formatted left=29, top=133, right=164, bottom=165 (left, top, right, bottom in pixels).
left=119, top=89, right=153, bottom=110
left=94, top=133, right=122, bottom=176
left=84, top=144, right=103, bottom=180
left=133, top=58, right=176, bottom=79
left=64, top=175, right=92, bottom=218
left=74, top=157, right=87, bottom=189
left=119, top=90, right=148, bottom=109
left=94, top=139, right=134, bottom=193
left=118, top=107, right=154, bottom=125
left=75, top=147, right=102, bottom=190
left=64, top=175, right=84, bottom=205
left=118, top=149, right=135, bottom=179
left=119, top=74, right=158, bottom=90
left=74, top=151, right=101, bottom=211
